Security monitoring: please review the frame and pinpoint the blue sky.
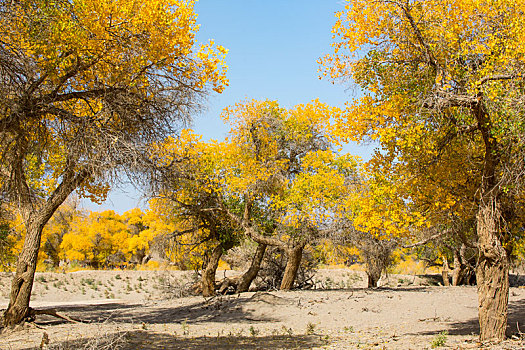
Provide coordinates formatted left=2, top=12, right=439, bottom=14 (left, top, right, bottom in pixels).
left=83, top=0, right=373, bottom=213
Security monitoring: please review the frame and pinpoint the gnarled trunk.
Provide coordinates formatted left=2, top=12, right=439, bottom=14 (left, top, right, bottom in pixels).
left=201, top=241, right=234, bottom=297
left=476, top=197, right=509, bottom=341
left=2, top=167, right=88, bottom=327
left=280, top=245, right=304, bottom=290
left=3, top=220, right=44, bottom=326
left=237, top=243, right=266, bottom=293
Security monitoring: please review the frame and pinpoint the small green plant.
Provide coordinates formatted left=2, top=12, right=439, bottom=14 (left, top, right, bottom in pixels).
left=431, top=330, right=448, bottom=348
left=306, top=322, right=317, bottom=335
left=249, top=326, right=260, bottom=337
left=115, top=274, right=122, bottom=280
left=343, top=326, right=354, bottom=333
left=181, top=319, right=189, bottom=335
left=36, top=275, right=47, bottom=283
left=281, top=325, right=293, bottom=336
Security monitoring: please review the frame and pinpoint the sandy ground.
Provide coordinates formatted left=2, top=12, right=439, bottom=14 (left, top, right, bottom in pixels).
left=1, top=269, right=524, bottom=349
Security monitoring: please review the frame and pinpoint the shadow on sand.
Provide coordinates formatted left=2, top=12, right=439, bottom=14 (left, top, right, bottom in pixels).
left=22, top=331, right=324, bottom=350
left=33, top=293, right=284, bottom=327
left=412, top=295, right=525, bottom=338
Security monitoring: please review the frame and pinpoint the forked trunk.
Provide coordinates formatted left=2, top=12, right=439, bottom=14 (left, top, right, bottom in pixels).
left=476, top=197, right=509, bottom=341
left=280, top=245, right=304, bottom=290
left=201, top=241, right=234, bottom=297
left=3, top=221, right=44, bottom=327
left=237, top=243, right=266, bottom=293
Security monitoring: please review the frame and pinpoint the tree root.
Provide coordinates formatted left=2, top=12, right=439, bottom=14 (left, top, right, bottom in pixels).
left=29, top=308, right=82, bottom=324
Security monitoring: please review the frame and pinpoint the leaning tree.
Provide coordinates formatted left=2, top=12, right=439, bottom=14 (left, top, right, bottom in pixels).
left=0, top=0, right=227, bottom=327
left=321, top=0, right=525, bottom=340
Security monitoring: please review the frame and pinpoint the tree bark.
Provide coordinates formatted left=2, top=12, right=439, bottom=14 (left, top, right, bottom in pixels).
left=237, top=243, right=267, bottom=293
left=280, top=245, right=304, bottom=290
left=201, top=241, right=234, bottom=297
left=472, top=99, right=509, bottom=341
left=476, top=197, right=509, bottom=341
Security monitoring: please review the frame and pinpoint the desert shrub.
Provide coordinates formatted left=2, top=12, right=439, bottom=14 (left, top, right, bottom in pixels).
left=155, top=271, right=199, bottom=298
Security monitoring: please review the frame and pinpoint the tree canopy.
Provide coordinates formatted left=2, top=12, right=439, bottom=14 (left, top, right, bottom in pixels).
left=321, top=0, right=525, bottom=341
left=0, top=0, right=228, bottom=327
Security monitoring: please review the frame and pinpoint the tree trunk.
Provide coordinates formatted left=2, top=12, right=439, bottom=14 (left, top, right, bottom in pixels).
left=237, top=243, right=267, bottom=293
left=280, top=245, right=304, bottom=290
left=452, top=244, right=468, bottom=286
left=442, top=256, right=450, bottom=286
left=476, top=197, right=509, bottom=341
left=201, top=241, right=234, bottom=297
left=365, top=254, right=383, bottom=288
left=2, top=164, right=88, bottom=328
left=367, top=272, right=380, bottom=288
left=3, top=221, right=44, bottom=326
left=452, top=249, right=463, bottom=286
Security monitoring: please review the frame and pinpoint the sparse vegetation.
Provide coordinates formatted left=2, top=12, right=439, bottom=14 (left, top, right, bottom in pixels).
left=431, top=331, right=448, bottom=348
left=306, top=322, right=317, bottom=335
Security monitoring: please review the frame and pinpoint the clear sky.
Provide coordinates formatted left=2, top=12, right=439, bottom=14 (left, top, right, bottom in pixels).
left=83, top=0, right=373, bottom=214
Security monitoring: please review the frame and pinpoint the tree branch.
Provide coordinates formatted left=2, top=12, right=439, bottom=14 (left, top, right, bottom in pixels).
left=403, top=230, right=451, bottom=248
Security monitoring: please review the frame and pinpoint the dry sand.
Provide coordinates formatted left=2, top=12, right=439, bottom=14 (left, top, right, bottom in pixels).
left=1, top=269, right=524, bottom=349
